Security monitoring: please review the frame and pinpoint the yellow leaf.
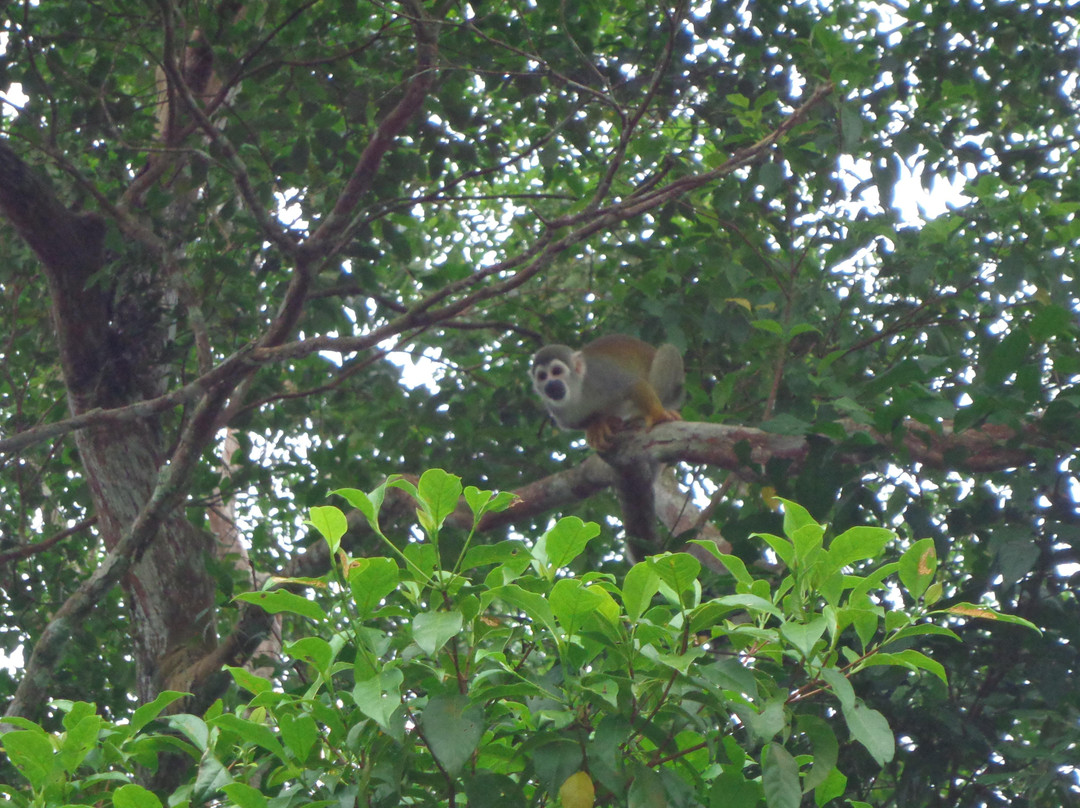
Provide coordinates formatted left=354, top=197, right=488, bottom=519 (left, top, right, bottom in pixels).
left=559, top=770, right=595, bottom=808
left=760, top=486, right=781, bottom=511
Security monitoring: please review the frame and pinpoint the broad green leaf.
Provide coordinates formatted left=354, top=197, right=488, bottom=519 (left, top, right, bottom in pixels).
left=333, top=486, right=383, bottom=534
left=791, top=522, right=826, bottom=565
left=819, top=667, right=855, bottom=711
left=222, top=783, right=268, bottom=808
left=58, top=711, right=102, bottom=773
left=709, top=767, right=764, bottom=808
left=778, top=498, right=818, bottom=536
left=114, top=784, right=162, bottom=808
left=746, top=697, right=787, bottom=743
left=825, top=526, right=893, bottom=575
left=550, top=578, right=606, bottom=637
left=224, top=667, right=272, bottom=697
left=163, top=714, right=210, bottom=752
left=421, top=694, right=484, bottom=777
left=307, top=505, right=348, bottom=555
left=860, top=649, right=948, bottom=685
left=780, top=615, right=828, bottom=659
left=898, top=538, right=937, bottom=600
left=235, top=589, right=327, bottom=622
left=798, top=715, right=839, bottom=792
left=689, top=545, right=754, bottom=588
left=284, top=636, right=335, bottom=675
left=484, top=584, right=559, bottom=638
left=712, top=593, right=783, bottom=619
left=842, top=701, right=895, bottom=765
left=416, top=468, right=463, bottom=536
left=540, top=516, right=601, bottom=569
left=628, top=763, right=667, bottom=808
left=277, top=711, right=318, bottom=762
left=814, top=767, right=848, bottom=807
left=210, top=713, right=286, bottom=761
left=761, top=743, right=800, bottom=808
left=650, top=552, right=701, bottom=594
left=412, top=609, right=464, bottom=655
left=754, top=532, right=795, bottom=567
left=130, top=690, right=188, bottom=733
left=2, top=729, right=54, bottom=789
left=461, top=539, right=529, bottom=571
left=347, top=556, right=399, bottom=618
left=352, top=669, right=404, bottom=732
left=463, top=486, right=517, bottom=519
left=622, top=561, right=661, bottom=622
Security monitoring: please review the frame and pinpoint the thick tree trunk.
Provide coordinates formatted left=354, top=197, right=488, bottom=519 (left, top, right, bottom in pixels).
left=0, top=143, right=217, bottom=709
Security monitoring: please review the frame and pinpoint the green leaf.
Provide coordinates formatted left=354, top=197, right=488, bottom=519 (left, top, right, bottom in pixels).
left=461, top=539, right=529, bottom=571
left=114, top=783, right=162, bottom=808
left=347, top=556, right=399, bottom=618
left=798, top=715, right=839, bottom=792
left=819, top=667, right=855, bottom=711
left=538, top=516, right=601, bottom=569
left=712, top=593, right=783, bottom=619
left=984, top=328, right=1030, bottom=386
left=814, top=767, right=848, bottom=807
left=549, top=578, right=605, bottom=637
left=416, top=468, right=463, bottom=537
left=842, top=701, right=895, bottom=765
left=58, top=710, right=102, bottom=773
left=650, top=552, right=701, bottom=595
left=224, top=666, right=272, bottom=697
left=277, top=711, right=318, bottom=762
left=778, top=498, right=817, bottom=536
left=163, top=714, right=210, bottom=752
left=420, top=694, right=484, bottom=777
left=235, top=589, right=327, bottom=622
left=463, top=486, right=517, bottom=520
left=690, top=545, right=754, bottom=587
left=622, top=561, right=661, bottom=622
left=761, top=743, right=800, bottom=808
left=412, top=609, right=464, bottom=655
left=211, top=713, right=286, bottom=761
left=2, top=729, right=54, bottom=789
left=131, top=691, right=189, bottom=733
left=285, top=636, right=335, bottom=675
left=754, top=533, right=795, bottom=568
left=334, top=479, right=392, bottom=535
left=352, top=668, right=404, bottom=732
left=307, top=505, right=348, bottom=555
left=860, top=649, right=948, bottom=685
left=780, top=615, right=828, bottom=659
left=484, top=584, right=559, bottom=638
left=898, top=538, right=937, bottom=601
left=222, top=783, right=268, bottom=808
left=824, top=526, right=893, bottom=575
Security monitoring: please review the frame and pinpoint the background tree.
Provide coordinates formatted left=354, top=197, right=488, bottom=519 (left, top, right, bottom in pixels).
left=0, top=1, right=1077, bottom=804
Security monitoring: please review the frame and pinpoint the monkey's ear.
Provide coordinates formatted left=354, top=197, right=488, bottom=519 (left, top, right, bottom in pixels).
left=571, top=351, right=586, bottom=376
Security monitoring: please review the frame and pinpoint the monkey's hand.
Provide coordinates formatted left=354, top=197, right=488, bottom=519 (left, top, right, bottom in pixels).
left=585, top=415, right=625, bottom=451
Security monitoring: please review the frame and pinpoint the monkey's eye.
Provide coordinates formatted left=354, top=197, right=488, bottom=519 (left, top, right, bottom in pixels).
left=536, top=370, right=547, bottom=382
left=550, top=365, right=563, bottom=377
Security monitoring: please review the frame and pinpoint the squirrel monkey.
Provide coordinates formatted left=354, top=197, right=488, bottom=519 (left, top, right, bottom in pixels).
left=530, top=334, right=684, bottom=450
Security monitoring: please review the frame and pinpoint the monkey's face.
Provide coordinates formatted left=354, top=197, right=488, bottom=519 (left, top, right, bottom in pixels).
left=530, top=345, right=588, bottom=428
left=533, top=357, right=571, bottom=401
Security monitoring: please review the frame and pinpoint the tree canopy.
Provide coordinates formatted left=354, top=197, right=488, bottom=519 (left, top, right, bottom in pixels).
left=0, top=1, right=1078, bottom=806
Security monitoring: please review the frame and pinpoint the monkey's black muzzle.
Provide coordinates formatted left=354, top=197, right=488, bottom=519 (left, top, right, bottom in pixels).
left=543, top=381, right=567, bottom=401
